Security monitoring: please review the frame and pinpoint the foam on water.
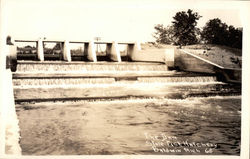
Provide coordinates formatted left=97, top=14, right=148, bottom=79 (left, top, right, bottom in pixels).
left=19, top=95, right=240, bottom=105
left=17, top=63, right=169, bottom=72
left=13, top=75, right=221, bottom=87
left=13, top=78, right=115, bottom=86
left=13, top=80, right=223, bottom=88
left=138, top=76, right=218, bottom=83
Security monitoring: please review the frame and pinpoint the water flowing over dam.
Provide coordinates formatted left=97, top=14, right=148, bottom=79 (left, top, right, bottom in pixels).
left=12, top=60, right=241, bottom=155
left=2, top=35, right=240, bottom=156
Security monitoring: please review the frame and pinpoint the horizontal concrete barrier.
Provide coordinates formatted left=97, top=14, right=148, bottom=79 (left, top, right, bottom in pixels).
left=130, top=49, right=175, bottom=67
left=174, top=49, right=241, bottom=83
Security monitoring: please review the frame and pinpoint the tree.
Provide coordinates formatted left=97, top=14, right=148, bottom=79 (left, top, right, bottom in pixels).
left=227, top=25, right=242, bottom=49
left=172, top=9, right=201, bottom=46
left=24, top=45, right=32, bottom=49
left=53, top=43, right=62, bottom=50
left=152, top=24, right=176, bottom=44
left=201, top=18, right=228, bottom=45
left=201, top=18, right=242, bottom=49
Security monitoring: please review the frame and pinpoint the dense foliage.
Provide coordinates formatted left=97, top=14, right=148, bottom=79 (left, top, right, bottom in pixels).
left=172, top=9, right=201, bottom=46
left=153, top=24, right=175, bottom=44
left=153, top=10, right=242, bottom=49
left=201, top=18, right=242, bottom=49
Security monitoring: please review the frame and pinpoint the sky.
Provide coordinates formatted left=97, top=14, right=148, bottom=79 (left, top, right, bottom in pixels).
left=2, top=0, right=245, bottom=43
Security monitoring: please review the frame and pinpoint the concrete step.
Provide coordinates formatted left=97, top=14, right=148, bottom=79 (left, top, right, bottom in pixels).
left=12, top=61, right=228, bottom=102
left=16, top=61, right=169, bottom=72
left=12, top=71, right=212, bottom=79
left=12, top=70, right=218, bottom=86
left=13, top=75, right=219, bottom=86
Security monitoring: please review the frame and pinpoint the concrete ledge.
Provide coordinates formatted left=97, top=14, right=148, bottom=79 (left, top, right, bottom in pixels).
left=12, top=71, right=211, bottom=79
left=16, top=61, right=166, bottom=65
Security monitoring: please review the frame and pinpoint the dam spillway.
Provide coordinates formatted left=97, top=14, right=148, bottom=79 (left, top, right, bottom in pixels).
left=12, top=61, right=239, bottom=103
left=5, top=39, right=241, bottom=155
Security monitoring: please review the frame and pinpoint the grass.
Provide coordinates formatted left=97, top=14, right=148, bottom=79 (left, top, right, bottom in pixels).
left=141, top=42, right=242, bottom=68
left=182, top=44, right=242, bottom=56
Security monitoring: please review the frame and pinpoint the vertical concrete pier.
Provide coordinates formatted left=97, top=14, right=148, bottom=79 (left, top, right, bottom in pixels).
left=85, top=41, right=97, bottom=62
left=63, top=40, right=71, bottom=62
left=135, top=41, right=141, bottom=50
left=164, top=48, right=175, bottom=67
left=127, top=42, right=141, bottom=61
left=106, top=41, right=121, bottom=62
left=37, top=39, right=44, bottom=61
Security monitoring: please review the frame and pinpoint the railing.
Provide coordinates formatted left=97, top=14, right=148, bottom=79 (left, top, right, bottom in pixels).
left=13, top=39, right=141, bottom=62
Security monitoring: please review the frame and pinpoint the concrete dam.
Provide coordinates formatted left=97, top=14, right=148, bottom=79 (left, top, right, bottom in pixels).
left=3, top=38, right=241, bottom=155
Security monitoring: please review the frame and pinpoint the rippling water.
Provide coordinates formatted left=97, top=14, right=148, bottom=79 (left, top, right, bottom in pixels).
left=16, top=95, right=241, bottom=155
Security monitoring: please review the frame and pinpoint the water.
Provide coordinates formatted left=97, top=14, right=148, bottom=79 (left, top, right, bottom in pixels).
left=16, top=96, right=241, bottom=155
left=138, top=76, right=218, bottom=83
left=13, top=61, right=241, bottom=155
left=13, top=78, right=116, bottom=86
left=16, top=62, right=169, bottom=72
left=13, top=76, right=219, bottom=87
left=14, top=81, right=241, bottom=155
left=14, top=82, right=241, bottom=100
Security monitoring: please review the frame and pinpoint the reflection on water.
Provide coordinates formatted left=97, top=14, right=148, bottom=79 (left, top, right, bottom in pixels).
left=16, top=96, right=241, bottom=155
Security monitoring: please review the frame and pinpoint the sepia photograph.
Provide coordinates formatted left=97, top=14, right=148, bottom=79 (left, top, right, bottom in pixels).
left=0, top=0, right=249, bottom=158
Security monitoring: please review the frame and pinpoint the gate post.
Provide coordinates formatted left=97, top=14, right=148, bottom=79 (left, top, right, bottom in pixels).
left=37, top=39, right=44, bottom=61
left=63, top=40, right=71, bottom=62
left=86, top=40, right=97, bottom=62
left=127, top=41, right=141, bottom=61
left=106, top=41, right=121, bottom=62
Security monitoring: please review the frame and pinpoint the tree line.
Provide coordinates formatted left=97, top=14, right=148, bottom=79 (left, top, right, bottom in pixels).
left=153, top=9, right=242, bottom=49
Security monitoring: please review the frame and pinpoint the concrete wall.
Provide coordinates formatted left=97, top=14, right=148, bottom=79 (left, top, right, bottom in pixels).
left=2, top=44, right=22, bottom=155
left=130, top=49, right=175, bottom=67
left=6, top=46, right=17, bottom=72
left=215, top=67, right=242, bottom=83
left=174, top=49, right=241, bottom=83
left=174, top=49, right=217, bottom=73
